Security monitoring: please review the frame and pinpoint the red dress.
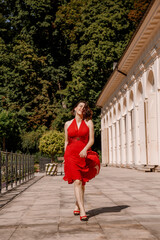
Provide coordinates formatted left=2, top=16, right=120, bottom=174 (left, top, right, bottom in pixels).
left=63, top=118, right=100, bottom=185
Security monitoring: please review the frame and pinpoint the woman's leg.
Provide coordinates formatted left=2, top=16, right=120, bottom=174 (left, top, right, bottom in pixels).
left=74, top=185, right=85, bottom=211
left=74, top=180, right=86, bottom=216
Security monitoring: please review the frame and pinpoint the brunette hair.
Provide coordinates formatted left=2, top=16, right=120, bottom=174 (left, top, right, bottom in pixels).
left=71, top=101, right=93, bottom=121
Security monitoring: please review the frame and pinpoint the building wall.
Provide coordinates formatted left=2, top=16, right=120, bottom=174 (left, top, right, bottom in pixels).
left=101, top=31, right=160, bottom=167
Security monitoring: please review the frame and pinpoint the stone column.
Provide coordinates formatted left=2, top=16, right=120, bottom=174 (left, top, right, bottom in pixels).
left=105, top=127, right=110, bottom=165
left=108, top=126, right=112, bottom=165
left=133, top=105, right=141, bottom=166
left=111, top=123, right=116, bottom=165
left=155, top=57, right=160, bottom=166
left=120, top=116, right=126, bottom=166
left=116, top=120, right=121, bottom=166
left=101, top=125, right=109, bottom=166
left=101, top=126, right=105, bottom=165
left=126, top=111, right=132, bottom=166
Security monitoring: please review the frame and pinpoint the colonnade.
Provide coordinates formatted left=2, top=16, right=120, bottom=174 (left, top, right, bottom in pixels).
left=101, top=51, right=160, bottom=168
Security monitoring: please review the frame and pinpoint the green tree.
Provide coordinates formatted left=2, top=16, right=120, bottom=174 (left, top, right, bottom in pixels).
left=0, top=0, right=69, bottom=129
left=0, top=0, right=150, bottom=153
left=39, top=130, right=65, bottom=161
left=21, top=126, right=47, bottom=153
left=0, top=110, right=18, bottom=150
left=54, top=0, right=135, bottom=149
left=56, top=0, right=135, bottom=105
left=128, top=0, right=152, bottom=27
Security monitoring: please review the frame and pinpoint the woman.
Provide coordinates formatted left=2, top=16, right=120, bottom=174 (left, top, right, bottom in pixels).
left=63, top=101, right=100, bottom=221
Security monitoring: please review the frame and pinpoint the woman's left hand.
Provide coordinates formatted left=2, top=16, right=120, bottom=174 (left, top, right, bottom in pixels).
left=79, top=148, right=87, bottom=158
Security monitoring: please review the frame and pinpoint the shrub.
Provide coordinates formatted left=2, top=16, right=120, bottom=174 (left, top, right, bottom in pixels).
left=39, top=130, right=65, bottom=161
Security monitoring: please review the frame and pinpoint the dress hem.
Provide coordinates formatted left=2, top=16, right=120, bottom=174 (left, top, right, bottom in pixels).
left=63, top=177, right=88, bottom=186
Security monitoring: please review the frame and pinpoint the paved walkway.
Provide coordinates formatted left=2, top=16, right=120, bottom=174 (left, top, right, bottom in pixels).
left=1, top=167, right=160, bottom=240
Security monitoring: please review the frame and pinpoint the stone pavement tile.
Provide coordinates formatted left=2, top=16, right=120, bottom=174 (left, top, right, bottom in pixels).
left=94, top=215, right=135, bottom=224
left=59, top=219, right=101, bottom=233
left=58, top=232, right=106, bottom=240
left=60, top=208, right=75, bottom=216
left=33, top=199, right=60, bottom=205
left=116, top=201, right=144, bottom=207
left=135, top=214, right=160, bottom=222
left=8, top=198, right=36, bottom=206
left=102, top=224, right=157, bottom=240
left=1, top=204, right=29, bottom=212
left=60, top=203, right=75, bottom=209
left=105, top=194, right=135, bottom=202
left=29, top=203, right=59, bottom=211
left=20, top=217, right=59, bottom=225
left=0, top=227, right=17, bottom=240
left=23, top=209, right=59, bottom=218
left=9, top=224, right=58, bottom=240
left=126, top=207, right=160, bottom=215
left=139, top=222, right=160, bottom=239
left=0, top=210, right=24, bottom=219
left=0, top=217, right=19, bottom=227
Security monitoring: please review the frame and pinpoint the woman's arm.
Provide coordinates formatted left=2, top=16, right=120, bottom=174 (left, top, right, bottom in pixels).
left=79, top=120, right=94, bottom=158
left=64, top=122, right=69, bottom=152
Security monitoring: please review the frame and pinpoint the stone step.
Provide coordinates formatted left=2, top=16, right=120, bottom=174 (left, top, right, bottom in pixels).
left=155, top=166, right=160, bottom=172
left=136, top=165, right=156, bottom=172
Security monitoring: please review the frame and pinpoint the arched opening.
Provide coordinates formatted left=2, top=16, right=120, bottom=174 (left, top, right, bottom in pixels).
left=146, top=70, right=155, bottom=94
left=109, top=112, right=112, bottom=126
left=123, top=97, right=127, bottom=115
left=107, top=115, right=108, bottom=125
left=137, top=81, right=143, bottom=103
left=117, top=103, right=121, bottom=119
left=113, top=108, right=116, bottom=122
left=128, top=90, right=134, bottom=111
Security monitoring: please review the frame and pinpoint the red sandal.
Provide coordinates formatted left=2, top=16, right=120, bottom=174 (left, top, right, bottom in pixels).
left=80, top=216, right=88, bottom=221
left=73, top=210, right=80, bottom=215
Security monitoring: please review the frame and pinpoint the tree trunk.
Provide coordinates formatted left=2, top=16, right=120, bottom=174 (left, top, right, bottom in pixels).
left=51, top=154, right=54, bottom=163
left=3, top=136, right=5, bottom=151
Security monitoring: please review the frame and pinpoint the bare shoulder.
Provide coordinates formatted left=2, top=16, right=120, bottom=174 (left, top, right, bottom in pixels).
left=85, top=119, right=94, bottom=128
left=65, top=119, right=74, bottom=130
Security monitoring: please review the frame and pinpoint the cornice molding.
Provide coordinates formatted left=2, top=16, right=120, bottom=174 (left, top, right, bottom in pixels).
left=139, top=63, right=145, bottom=71
left=150, top=47, right=157, bottom=58
left=97, top=0, right=160, bottom=108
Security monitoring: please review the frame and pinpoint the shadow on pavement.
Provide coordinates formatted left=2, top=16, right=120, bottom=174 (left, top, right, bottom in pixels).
left=86, top=205, right=130, bottom=219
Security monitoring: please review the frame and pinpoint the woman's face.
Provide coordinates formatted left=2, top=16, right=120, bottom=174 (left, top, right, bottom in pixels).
left=75, top=102, right=85, bottom=117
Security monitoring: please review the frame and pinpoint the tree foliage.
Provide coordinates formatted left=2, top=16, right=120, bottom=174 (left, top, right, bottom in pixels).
left=128, top=0, right=152, bottom=27
left=0, top=0, right=150, bottom=152
left=0, top=110, right=20, bottom=150
left=21, top=126, right=47, bottom=153
left=55, top=0, right=135, bottom=140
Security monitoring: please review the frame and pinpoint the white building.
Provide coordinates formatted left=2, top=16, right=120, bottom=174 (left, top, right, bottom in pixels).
left=97, top=0, right=160, bottom=171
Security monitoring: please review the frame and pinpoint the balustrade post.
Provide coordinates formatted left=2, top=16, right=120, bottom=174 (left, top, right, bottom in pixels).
left=11, top=152, right=13, bottom=189
left=15, top=153, right=17, bottom=186
left=24, top=154, right=27, bottom=181
left=5, top=151, right=8, bottom=191
left=19, top=154, right=21, bottom=184
left=22, top=154, right=24, bottom=182
left=32, top=156, right=34, bottom=176
left=0, top=151, right=2, bottom=194
left=28, top=155, right=30, bottom=178
left=27, top=155, right=29, bottom=180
